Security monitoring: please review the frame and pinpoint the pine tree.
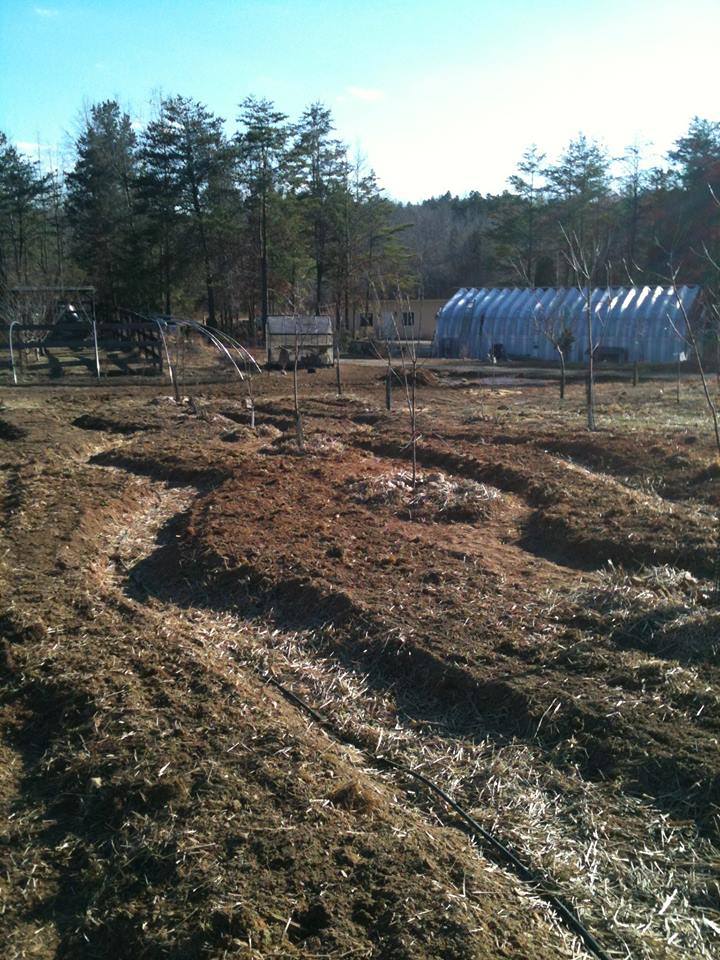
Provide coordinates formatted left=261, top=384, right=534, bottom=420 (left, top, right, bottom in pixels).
left=508, top=144, right=546, bottom=282
left=65, top=101, right=141, bottom=310
left=617, top=142, right=650, bottom=275
left=158, top=96, right=234, bottom=325
left=138, top=101, right=185, bottom=314
left=0, top=133, right=52, bottom=286
left=291, top=103, right=346, bottom=314
left=667, top=117, right=720, bottom=276
left=236, top=97, right=289, bottom=328
left=545, top=134, right=610, bottom=283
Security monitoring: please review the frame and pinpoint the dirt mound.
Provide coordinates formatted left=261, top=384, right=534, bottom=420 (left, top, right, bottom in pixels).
left=348, top=469, right=502, bottom=522
left=264, top=431, right=347, bottom=457
left=568, top=564, right=720, bottom=664
left=73, top=412, right=159, bottom=434
left=0, top=417, right=28, bottom=440
left=89, top=435, right=235, bottom=485
left=355, top=428, right=716, bottom=576
left=220, top=423, right=282, bottom=443
left=173, top=445, right=720, bottom=836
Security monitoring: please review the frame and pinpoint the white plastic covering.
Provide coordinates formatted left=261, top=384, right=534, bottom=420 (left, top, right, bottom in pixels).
left=432, top=286, right=703, bottom=363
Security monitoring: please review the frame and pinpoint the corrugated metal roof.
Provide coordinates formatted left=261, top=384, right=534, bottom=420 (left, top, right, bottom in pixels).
left=433, top=286, right=703, bottom=363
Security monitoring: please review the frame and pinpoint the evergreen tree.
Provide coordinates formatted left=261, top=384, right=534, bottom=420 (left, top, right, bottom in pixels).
left=65, top=101, right=141, bottom=310
left=508, top=144, right=546, bottom=281
left=667, top=117, right=720, bottom=276
left=236, top=97, right=289, bottom=328
left=158, top=96, right=234, bottom=325
left=291, top=103, right=346, bottom=314
left=137, top=101, right=185, bottom=314
left=617, top=142, right=650, bottom=276
left=544, top=134, right=610, bottom=282
left=668, top=117, right=720, bottom=191
left=0, top=133, right=52, bottom=287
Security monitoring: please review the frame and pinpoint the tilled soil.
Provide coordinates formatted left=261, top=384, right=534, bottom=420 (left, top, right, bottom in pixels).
left=1, top=371, right=719, bottom=960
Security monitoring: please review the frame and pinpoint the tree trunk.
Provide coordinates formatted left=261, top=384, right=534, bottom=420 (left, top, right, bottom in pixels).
left=163, top=219, right=171, bottom=315
left=586, top=284, right=596, bottom=430
left=314, top=258, right=323, bottom=316
left=293, top=329, right=304, bottom=451
left=260, top=189, right=269, bottom=329
left=410, top=358, right=417, bottom=486
left=334, top=302, right=342, bottom=397
left=205, top=275, right=215, bottom=326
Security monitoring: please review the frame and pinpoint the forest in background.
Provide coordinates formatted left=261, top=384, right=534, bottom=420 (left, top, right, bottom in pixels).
left=1, top=96, right=719, bottom=329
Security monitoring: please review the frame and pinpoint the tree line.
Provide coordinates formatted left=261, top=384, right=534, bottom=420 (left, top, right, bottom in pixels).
left=395, top=120, right=720, bottom=297
left=1, top=102, right=719, bottom=327
left=0, top=96, right=406, bottom=329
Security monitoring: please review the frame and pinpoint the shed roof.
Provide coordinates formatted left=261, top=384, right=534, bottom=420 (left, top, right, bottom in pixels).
left=266, top=315, right=333, bottom=336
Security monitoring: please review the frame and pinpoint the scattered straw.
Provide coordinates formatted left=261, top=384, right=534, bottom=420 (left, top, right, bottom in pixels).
left=348, top=470, right=502, bottom=522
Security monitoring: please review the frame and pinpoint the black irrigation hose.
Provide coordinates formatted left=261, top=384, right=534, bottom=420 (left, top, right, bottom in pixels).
left=263, top=672, right=612, bottom=960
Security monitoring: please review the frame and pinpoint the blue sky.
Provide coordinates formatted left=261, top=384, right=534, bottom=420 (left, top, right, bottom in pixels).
left=1, top=0, right=719, bottom=200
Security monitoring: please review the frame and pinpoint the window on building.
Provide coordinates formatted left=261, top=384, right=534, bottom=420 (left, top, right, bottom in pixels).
left=402, top=310, right=415, bottom=327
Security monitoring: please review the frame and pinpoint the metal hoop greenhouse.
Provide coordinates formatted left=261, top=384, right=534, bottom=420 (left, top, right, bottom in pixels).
left=433, top=286, right=705, bottom=363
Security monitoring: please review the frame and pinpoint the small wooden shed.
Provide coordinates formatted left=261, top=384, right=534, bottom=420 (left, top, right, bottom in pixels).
left=266, top=316, right=334, bottom=366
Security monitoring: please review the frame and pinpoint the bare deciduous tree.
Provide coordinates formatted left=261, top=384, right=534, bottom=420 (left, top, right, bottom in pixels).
left=561, top=226, right=611, bottom=431
left=389, top=289, right=420, bottom=485
left=293, top=321, right=305, bottom=451
left=667, top=270, right=720, bottom=456
left=538, top=307, right=575, bottom=401
left=512, top=260, right=575, bottom=400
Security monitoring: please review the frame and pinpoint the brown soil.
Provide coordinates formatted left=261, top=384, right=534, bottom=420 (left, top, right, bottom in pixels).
left=1, top=368, right=719, bottom=960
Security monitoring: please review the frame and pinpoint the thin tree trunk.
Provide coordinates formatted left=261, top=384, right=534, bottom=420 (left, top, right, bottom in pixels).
left=260, top=189, right=269, bottom=328
left=411, top=357, right=417, bottom=486
left=681, top=310, right=720, bottom=456
left=334, top=301, right=342, bottom=397
left=293, top=328, right=304, bottom=451
left=246, top=368, right=256, bottom=429
left=586, top=283, right=596, bottom=430
left=205, top=276, right=215, bottom=326
left=163, top=218, right=171, bottom=315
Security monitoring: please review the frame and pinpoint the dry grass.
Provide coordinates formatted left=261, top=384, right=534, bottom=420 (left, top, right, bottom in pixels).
left=569, top=563, right=706, bottom=614
left=237, top=623, right=720, bottom=960
left=7, top=375, right=720, bottom=960
left=567, top=563, right=720, bottom=664
left=87, top=458, right=719, bottom=960
left=265, top=432, right=347, bottom=457
left=348, top=470, right=502, bottom=522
